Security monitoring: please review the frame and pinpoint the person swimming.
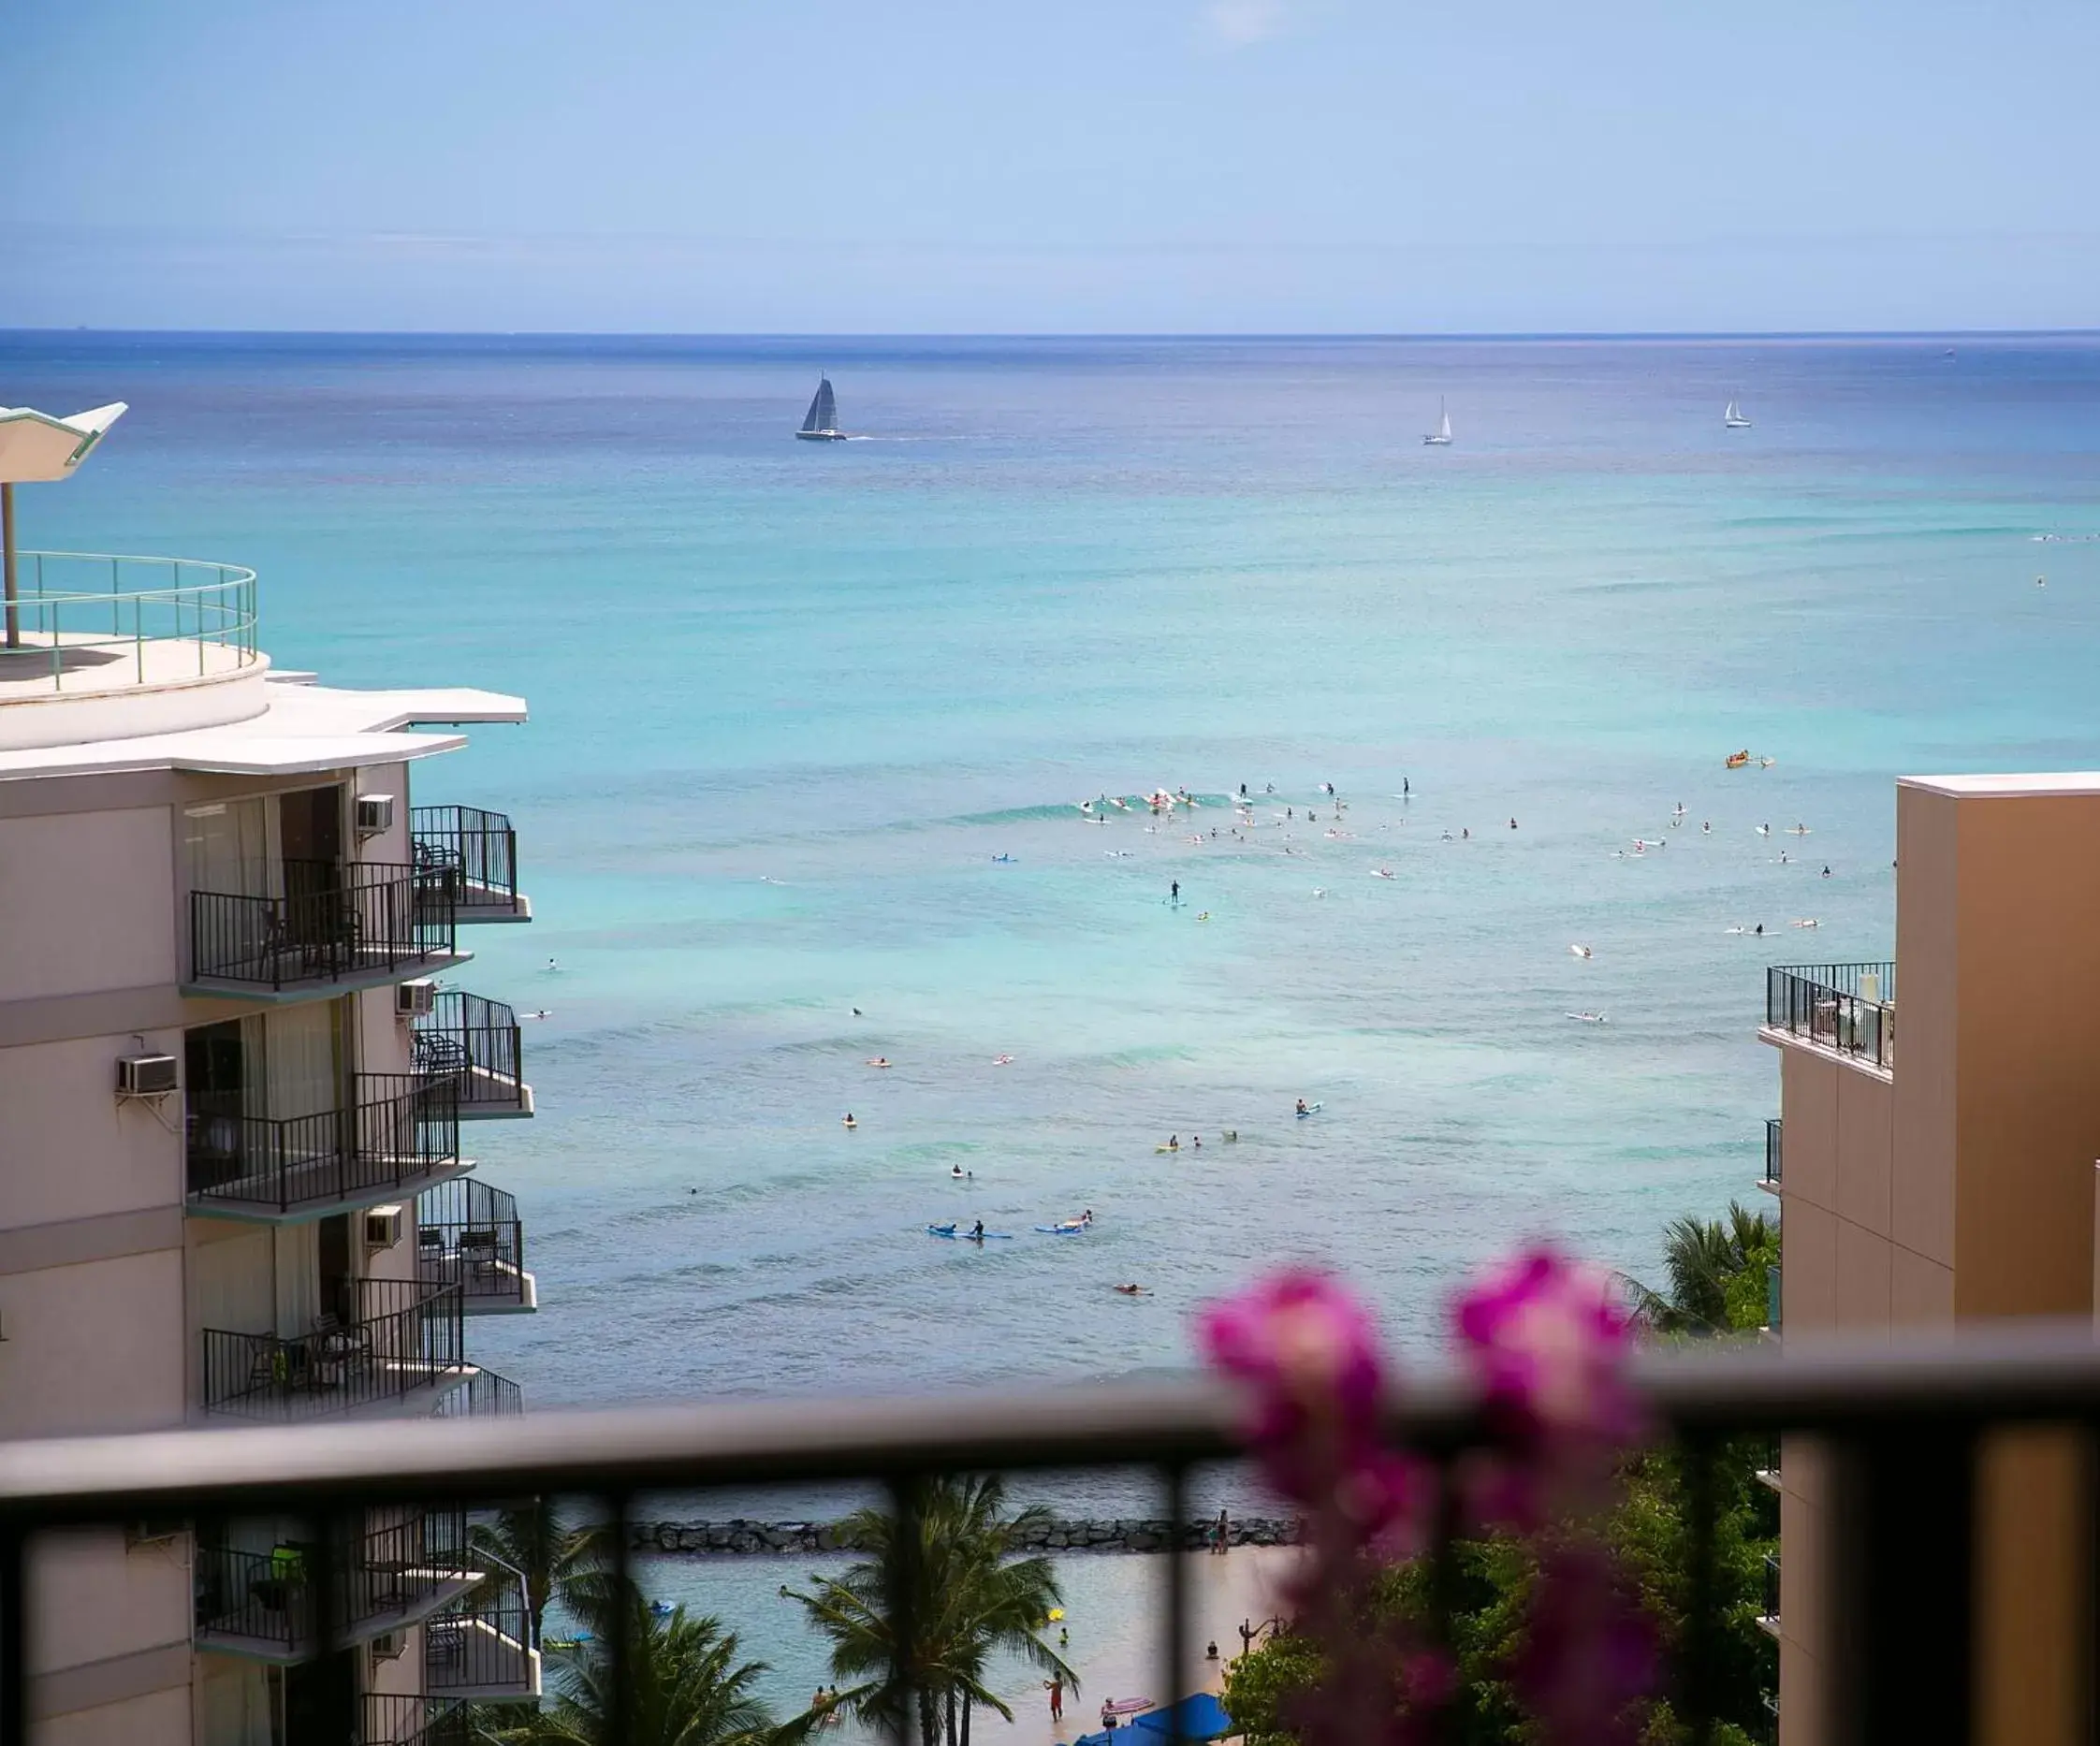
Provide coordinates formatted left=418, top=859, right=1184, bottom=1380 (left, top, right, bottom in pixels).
left=1113, top=1284, right=1148, bottom=1296
left=868, top=1056, right=891, bottom=1068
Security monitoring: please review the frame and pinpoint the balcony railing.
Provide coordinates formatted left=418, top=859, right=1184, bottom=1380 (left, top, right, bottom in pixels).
left=360, top=1696, right=474, bottom=1746
left=426, top=1578, right=542, bottom=1699
left=431, top=1367, right=525, bottom=1419
left=412, top=806, right=527, bottom=922
left=189, top=859, right=459, bottom=991
left=414, top=990, right=531, bottom=1118
left=187, top=1073, right=461, bottom=1215
left=194, top=1508, right=475, bottom=1660
left=1764, top=1117, right=1783, bottom=1190
left=417, top=1178, right=534, bottom=1314
left=201, top=1279, right=468, bottom=1421
left=1759, top=1553, right=1781, bottom=1637
left=0, top=550, right=258, bottom=691
left=1765, top=961, right=1895, bottom=1069
left=15, top=1324, right=2100, bottom=1746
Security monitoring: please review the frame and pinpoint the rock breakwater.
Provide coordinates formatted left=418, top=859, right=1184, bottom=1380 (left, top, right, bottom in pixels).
left=630, top=1516, right=1301, bottom=1556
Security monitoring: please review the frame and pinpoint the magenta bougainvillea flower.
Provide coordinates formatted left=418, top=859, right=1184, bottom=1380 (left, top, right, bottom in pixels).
left=1455, top=1244, right=1641, bottom=1445
left=1198, top=1269, right=1415, bottom=1533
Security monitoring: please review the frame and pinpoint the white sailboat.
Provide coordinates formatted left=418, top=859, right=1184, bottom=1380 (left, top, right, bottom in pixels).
left=1724, top=400, right=1752, bottom=429
left=795, top=375, right=847, bottom=441
left=1422, top=400, right=1452, bottom=446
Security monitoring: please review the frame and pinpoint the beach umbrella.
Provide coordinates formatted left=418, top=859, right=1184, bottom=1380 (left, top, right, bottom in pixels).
left=1130, top=1694, right=1235, bottom=1741
left=0, top=402, right=126, bottom=647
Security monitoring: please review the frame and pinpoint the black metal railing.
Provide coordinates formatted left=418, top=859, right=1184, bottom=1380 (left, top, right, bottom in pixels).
left=417, top=1177, right=531, bottom=1312
left=426, top=1575, right=539, bottom=1696
left=10, top=1323, right=2100, bottom=1746
left=194, top=1508, right=474, bottom=1655
left=360, top=1695, right=474, bottom=1746
left=189, top=858, right=459, bottom=989
left=433, top=1368, right=526, bottom=1419
left=1765, top=1117, right=1784, bottom=1188
left=411, top=806, right=522, bottom=918
left=1765, top=961, right=1896, bottom=1069
left=414, top=990, right=529, bottom=1115
left=187, top=1073, right=461, bottom=1213
left=201, top=1280, right=468, bottom=1421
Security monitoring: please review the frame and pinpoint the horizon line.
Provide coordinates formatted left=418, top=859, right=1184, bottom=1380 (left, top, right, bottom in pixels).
left=6, top=326, right=2100, bottom=343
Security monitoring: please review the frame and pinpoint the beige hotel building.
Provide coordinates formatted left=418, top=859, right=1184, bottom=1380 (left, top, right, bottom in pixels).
left=0, top=409, right=545, bottom=1744
left=1761, top=771, right=2100, bottom=1746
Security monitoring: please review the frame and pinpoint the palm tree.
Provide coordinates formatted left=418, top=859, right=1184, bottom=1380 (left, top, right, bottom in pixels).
left=1627, top=1202, right=1777, bottom=1335
left=525, top=1600, right=780, bottom=1746
left=471, top=1501, right=613, bottom=1646
left=784, top=1476, right=1077, bottom=1746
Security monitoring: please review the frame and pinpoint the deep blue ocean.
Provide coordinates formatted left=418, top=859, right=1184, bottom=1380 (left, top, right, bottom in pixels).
left=9, top=331, right=2100, bottom=1408
left=9, top=330, right=2100, bottom=1704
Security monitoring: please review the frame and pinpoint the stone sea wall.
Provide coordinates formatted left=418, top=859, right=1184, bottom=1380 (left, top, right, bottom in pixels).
left=630, top=1516, right=1301, bottom=1556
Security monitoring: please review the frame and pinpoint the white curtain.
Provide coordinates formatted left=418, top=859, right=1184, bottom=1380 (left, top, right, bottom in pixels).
left=190, top=1228, right=273, bottom=1336
left=273, top=1223, right=320, bottom=1339
left=197, top=1658, right=275, bottom=1746
left=182, top=796, right=270, bottom=897
left=262, top=1000, right=343, bottom=1121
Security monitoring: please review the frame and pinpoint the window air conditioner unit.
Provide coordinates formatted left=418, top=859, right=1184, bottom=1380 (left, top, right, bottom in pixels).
left=355, top=793, right=395, bottom=837
left=397, top=979, right=437, bottom=1020
left=124, top=1518, right=186, bottom=1549
left=371, top=1632, right=405, bottom=1665
left=116, top=1054, right=179, bottom=1098
left=366, top=1205, right=404, bottom=1249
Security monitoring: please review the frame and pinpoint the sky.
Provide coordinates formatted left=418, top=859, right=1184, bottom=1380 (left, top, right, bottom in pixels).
left=5, top=0, right=2099, bottom=334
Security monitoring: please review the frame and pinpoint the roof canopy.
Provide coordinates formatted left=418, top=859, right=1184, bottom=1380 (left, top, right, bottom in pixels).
left=0, top=403, right=127, bottom=484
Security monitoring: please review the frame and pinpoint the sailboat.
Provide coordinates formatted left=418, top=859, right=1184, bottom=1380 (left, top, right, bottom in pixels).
left=795, top=376, right=847, bottom=442
left=1422, top=400, right=1452, bottom=446
left=1724, top=400, right=1753, bottom=429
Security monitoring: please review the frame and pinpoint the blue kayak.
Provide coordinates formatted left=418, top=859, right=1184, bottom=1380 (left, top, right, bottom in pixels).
left=928, top=1225, right=1013, bottom=1240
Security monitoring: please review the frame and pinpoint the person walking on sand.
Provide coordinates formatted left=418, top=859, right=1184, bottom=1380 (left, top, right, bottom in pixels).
left=1214, top=1507, right=1230, bottom=1554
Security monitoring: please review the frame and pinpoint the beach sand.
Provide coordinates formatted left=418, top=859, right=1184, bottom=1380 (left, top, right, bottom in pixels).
left=1015, top=1547, right=1304, bottom=1746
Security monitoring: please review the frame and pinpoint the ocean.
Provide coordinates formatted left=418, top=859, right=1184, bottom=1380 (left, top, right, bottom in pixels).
left=10, top=330, right=2100, bottom=1407
left=10, top=328, right=2100, bottom=1702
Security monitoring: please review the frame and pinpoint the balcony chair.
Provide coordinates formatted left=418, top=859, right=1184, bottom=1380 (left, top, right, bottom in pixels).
left=458, top=1227, right=503, bottom=1289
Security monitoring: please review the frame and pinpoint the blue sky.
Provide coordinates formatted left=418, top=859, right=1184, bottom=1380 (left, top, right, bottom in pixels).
left=6, top=0, right=2098, bottom=333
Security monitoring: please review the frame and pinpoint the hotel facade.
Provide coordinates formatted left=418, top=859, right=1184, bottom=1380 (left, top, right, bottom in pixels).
left=1761, top=772, right=2100, bottom=1746
left=0, top=537, right=543, bottom=1742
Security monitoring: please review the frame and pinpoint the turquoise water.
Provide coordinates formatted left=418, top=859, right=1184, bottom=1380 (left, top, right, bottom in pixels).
left=10, top=333, right=2100, bottom=1414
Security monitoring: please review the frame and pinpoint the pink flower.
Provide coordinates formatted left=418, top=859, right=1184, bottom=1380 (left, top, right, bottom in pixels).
left=1454, top=1244, right=1640, bottom=1448
left=1199, top=1270, right=1414, bottom=1531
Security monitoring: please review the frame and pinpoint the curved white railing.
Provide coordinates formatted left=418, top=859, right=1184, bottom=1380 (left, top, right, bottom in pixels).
left=1, top=549, right=260, bottom=691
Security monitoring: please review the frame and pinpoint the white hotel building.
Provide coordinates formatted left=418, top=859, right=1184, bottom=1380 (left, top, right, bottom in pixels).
left=0, top=516, right=545, bottom=1739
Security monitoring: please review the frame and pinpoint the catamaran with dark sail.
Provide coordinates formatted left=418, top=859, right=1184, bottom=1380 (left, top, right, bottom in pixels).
left=795, top=376, right=847, bottom=441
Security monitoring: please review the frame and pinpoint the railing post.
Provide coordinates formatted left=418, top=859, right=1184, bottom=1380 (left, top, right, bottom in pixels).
left=1826, top=1424, right=1974, bottom=1746
left=0, top=1515, right=25, bottom=1746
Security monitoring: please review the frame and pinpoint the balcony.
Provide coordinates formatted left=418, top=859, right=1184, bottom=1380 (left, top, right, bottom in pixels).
left=1763, top=961, right=1895, bottom=1071
left=1761, top=1117, right=1783, bottom=1196
left=359, top=1697, right=474, bottom=1746
left=22, top=1322, right=2100, bottom=1746
left=414, top=990, right=533, bottom=1119
left=186, top=859, right=463, bottom=997
left=194, top=1509, right=478, bottom=1663
left=201, top=1279, right=469, bottom=1421
left=186, top=1073, right=466, bottom=1220
left=412, top=805, right=530, bottom=924
left=432, top=1366, right=525, bottom=1418
left=416, top=1178, right=535, bottom=1315
left=426, top=1579, right=543, bottom=1700
left=0, top=550, right=265, bottom=753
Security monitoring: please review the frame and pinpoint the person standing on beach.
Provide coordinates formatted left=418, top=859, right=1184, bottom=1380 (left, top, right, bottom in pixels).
left=1047, top=1677, right=1064, bottom=1723
left=1214, top=1507, right=1230, bottom=1554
